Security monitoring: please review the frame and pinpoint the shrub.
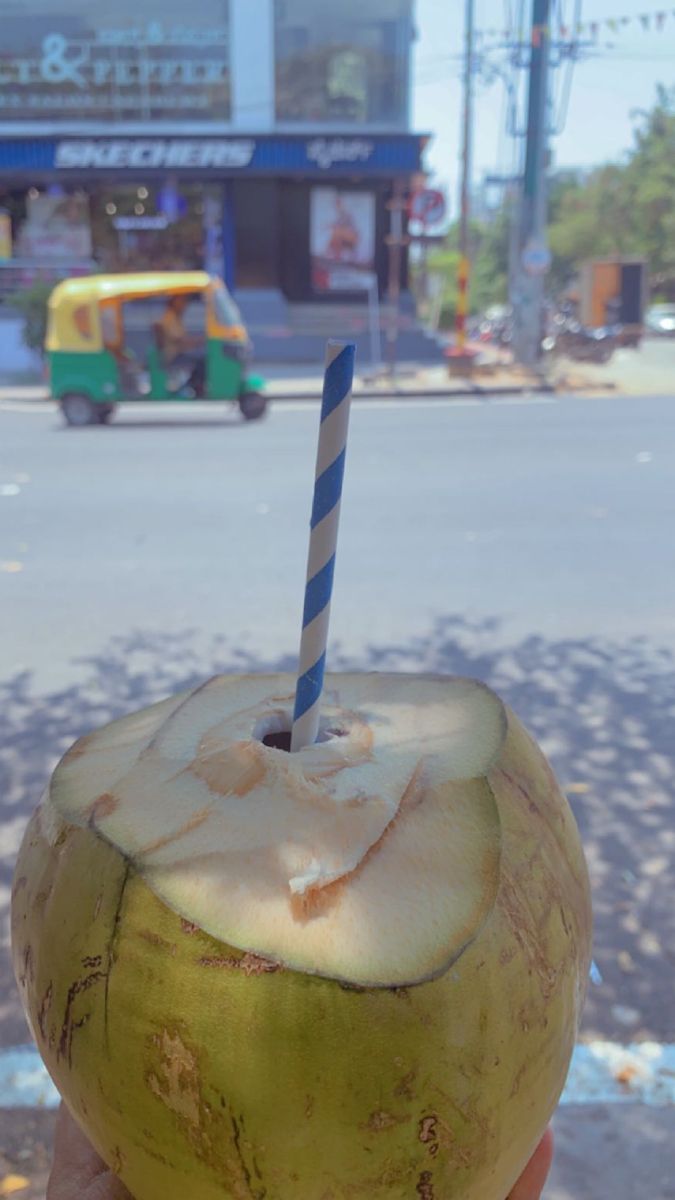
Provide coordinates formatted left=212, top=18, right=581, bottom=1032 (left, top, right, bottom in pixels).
left=13, top=282, right=54, bottom=355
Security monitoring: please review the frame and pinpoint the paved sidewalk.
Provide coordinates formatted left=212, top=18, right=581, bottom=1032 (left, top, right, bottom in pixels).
left=548, top=338, right=675, bottom=396
left=549, top=1104, right=673, bottom=1199
left=3, top=341, right=672, bottom=403
left=265, top=359, right=554, bottom=398
left=0, top=364, right=556, bottom=408
left=0, top=342, right=574, bottom=404
left=263, top=338, right=674, bottom=399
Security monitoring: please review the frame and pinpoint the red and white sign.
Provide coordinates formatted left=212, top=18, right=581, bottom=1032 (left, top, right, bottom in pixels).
left=409, top=188, right=446, bottom=227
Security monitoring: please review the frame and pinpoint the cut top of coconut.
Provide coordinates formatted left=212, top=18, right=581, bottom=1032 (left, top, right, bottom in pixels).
left=49, top=673, right=506, bottom=987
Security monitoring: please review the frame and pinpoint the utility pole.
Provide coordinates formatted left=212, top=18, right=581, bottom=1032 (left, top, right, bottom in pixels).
left=385, top=178, right=408, bottom=378
left=511, top=0, right=551, bottom=367
left=454, top=0, right=475, bottom=356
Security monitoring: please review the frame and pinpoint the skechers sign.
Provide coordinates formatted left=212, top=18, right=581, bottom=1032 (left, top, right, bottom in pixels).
left=0, top=136, right=422, bottom=176
left=55, top=140, right=256, bottom=170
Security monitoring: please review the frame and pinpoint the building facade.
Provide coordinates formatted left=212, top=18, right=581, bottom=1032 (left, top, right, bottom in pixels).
left=0, top=0, right=423, bottom=314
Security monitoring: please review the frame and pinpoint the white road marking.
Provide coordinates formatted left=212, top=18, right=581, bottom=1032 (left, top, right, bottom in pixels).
left=1, top=1042, right=673, bottom=1109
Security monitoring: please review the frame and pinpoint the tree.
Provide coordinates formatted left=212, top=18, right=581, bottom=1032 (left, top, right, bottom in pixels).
left=622, top=86, right=675, bottom=290
left=13, top=282, right=53, bottom=356
left=547, top=165, right=636, bottom=291
left=426, top=86, right=675, bottom=323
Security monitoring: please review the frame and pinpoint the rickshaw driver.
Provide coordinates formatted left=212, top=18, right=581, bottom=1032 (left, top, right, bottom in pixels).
left=157, top=294, right=206, bottom=395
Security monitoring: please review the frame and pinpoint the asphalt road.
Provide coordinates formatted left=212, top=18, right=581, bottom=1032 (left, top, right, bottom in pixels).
left=1, top=391, right=674, bottom=1053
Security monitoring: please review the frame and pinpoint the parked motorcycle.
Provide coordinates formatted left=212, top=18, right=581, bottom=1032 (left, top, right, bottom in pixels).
left=542, top=316, right=619, bottom=364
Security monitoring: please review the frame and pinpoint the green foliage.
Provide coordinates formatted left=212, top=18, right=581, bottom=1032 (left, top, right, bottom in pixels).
left=428, top=86, right=675, bottom=322
left=428, top=210, right=510, bottom=327
left=549, top=87, right=675, bottom=293
left=13, top=282, right=53, bottom=355
left=547, top=166, right=633, bottom=289
left=622, top=86, right=675, bottom=288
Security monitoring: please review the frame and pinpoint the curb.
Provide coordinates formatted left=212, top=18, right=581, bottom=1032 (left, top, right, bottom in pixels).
left=0, top=382, right=621, bottom=406
left=0, top=387, right=553, bottom=406
left=269, top=383, right=558, bottom=401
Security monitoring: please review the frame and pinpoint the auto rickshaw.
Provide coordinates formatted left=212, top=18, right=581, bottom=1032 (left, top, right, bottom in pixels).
left=46, top=272, right=267, bottom=426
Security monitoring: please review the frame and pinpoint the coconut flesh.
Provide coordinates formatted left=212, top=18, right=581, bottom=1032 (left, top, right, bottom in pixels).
left=12, top=673, right=592, bottom=1200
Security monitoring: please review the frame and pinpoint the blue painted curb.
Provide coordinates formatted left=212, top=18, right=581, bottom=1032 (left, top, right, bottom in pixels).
left=0, top=1045, right=60, bottom=1107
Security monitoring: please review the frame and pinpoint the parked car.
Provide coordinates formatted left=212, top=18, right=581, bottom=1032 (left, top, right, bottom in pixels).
left=644, top=304, right=675, bottom=336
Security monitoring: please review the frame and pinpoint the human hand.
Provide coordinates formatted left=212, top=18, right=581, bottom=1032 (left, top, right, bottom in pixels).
left=507, top=1127, right=554, bottom=1200
left=47, top=1105, right=132, bottom=1200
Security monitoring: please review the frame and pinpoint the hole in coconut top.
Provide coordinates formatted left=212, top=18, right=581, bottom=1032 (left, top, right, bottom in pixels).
left=255, top=712, right=347, bottom=753
left=262, top=730, right=292, bottom=752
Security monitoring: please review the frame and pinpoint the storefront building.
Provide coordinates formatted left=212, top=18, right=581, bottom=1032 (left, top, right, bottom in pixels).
left=0, top=0, right=424, bottom=312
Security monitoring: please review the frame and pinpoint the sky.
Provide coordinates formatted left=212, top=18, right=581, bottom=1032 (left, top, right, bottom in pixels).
left=412, top=0, right=675, bottom=214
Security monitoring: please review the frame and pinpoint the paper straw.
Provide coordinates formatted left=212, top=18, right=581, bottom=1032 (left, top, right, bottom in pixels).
left=291, top=341, right=355, bottom=752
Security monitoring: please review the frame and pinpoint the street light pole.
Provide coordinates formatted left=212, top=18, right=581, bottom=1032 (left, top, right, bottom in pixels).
left=455, top=0, right=475, bottom=355
left=511, top=0, right=552, bottom=367
left=385, top=178, right=407, bottom=379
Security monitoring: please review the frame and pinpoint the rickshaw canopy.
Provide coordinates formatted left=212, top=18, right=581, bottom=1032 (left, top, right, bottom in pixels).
left=46, top=272, right=245, bottom=352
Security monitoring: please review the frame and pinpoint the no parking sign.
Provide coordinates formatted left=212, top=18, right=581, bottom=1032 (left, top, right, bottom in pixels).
left=409, top=188, right=447, bottom=228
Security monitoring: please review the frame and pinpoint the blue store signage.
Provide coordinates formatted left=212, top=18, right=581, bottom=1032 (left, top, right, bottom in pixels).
left=0, top=135, right=422, bottom=175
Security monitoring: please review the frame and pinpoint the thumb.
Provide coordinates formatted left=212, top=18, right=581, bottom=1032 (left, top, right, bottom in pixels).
left=47, top=1105, right=132, bottom=1200
left=507, top=1127, right=554, bottom=1200
left=79, top=1172, right=133, bottom=1200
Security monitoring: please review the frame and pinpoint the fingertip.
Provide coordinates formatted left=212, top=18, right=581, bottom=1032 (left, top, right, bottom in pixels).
left=539, top=1126, right=555, bottom=1175
left=508, top=1126, right=554, bottom=1200
left=48, top=1103, right=110, bottom=1197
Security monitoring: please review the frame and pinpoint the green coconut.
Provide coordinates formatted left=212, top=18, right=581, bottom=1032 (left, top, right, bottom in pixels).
left=11, top=673, right=591, bottom=1200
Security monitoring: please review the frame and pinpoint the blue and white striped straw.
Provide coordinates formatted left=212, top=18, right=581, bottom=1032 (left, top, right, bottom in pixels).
left=291, top=340, right=355, bottom=752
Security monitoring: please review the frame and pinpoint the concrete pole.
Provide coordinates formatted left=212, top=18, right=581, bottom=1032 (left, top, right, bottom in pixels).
left=511, top=0, right=551, bottom=367
left=455, top=0, right=475, bottom=353
left=385, top=179, right=406, bottom=378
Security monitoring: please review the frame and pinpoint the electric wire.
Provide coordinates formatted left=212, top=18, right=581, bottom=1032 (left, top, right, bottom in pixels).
left=550, top=0, right=583, bottom=134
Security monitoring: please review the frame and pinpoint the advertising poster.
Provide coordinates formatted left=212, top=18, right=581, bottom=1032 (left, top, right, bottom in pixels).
left=0, top=210, right=12, bottom=260
left=16, top=193, right=92, bottom=260
left=310, top=187, right=375, bottom=291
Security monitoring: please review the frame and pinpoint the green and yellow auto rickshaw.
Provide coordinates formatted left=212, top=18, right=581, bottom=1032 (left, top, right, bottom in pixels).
left=46, top=272, right=267, bottom=426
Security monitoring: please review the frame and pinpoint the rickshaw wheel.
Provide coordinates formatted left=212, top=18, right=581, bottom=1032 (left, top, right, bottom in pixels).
left=61, top=394, right=98, bottom=427
left=239, top=392, right=268, bottom=421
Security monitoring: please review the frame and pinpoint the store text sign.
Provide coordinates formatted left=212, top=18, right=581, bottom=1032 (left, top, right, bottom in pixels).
left=0, top=26, right=229, bottom=119
left=54, top=139, right=380, bottom=173
left=306, top=139, right=375, bottom=169
left=0, top=136, right=421, bottom=176
left=55, top=140, right=256, bottom=170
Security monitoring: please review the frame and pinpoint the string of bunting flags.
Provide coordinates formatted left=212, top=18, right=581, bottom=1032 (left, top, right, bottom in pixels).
left=476, top=7, right=675, bottom=44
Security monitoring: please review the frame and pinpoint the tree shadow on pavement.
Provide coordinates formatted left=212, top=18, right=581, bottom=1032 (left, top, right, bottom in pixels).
left=1, top=616, right=673, bottom=1046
